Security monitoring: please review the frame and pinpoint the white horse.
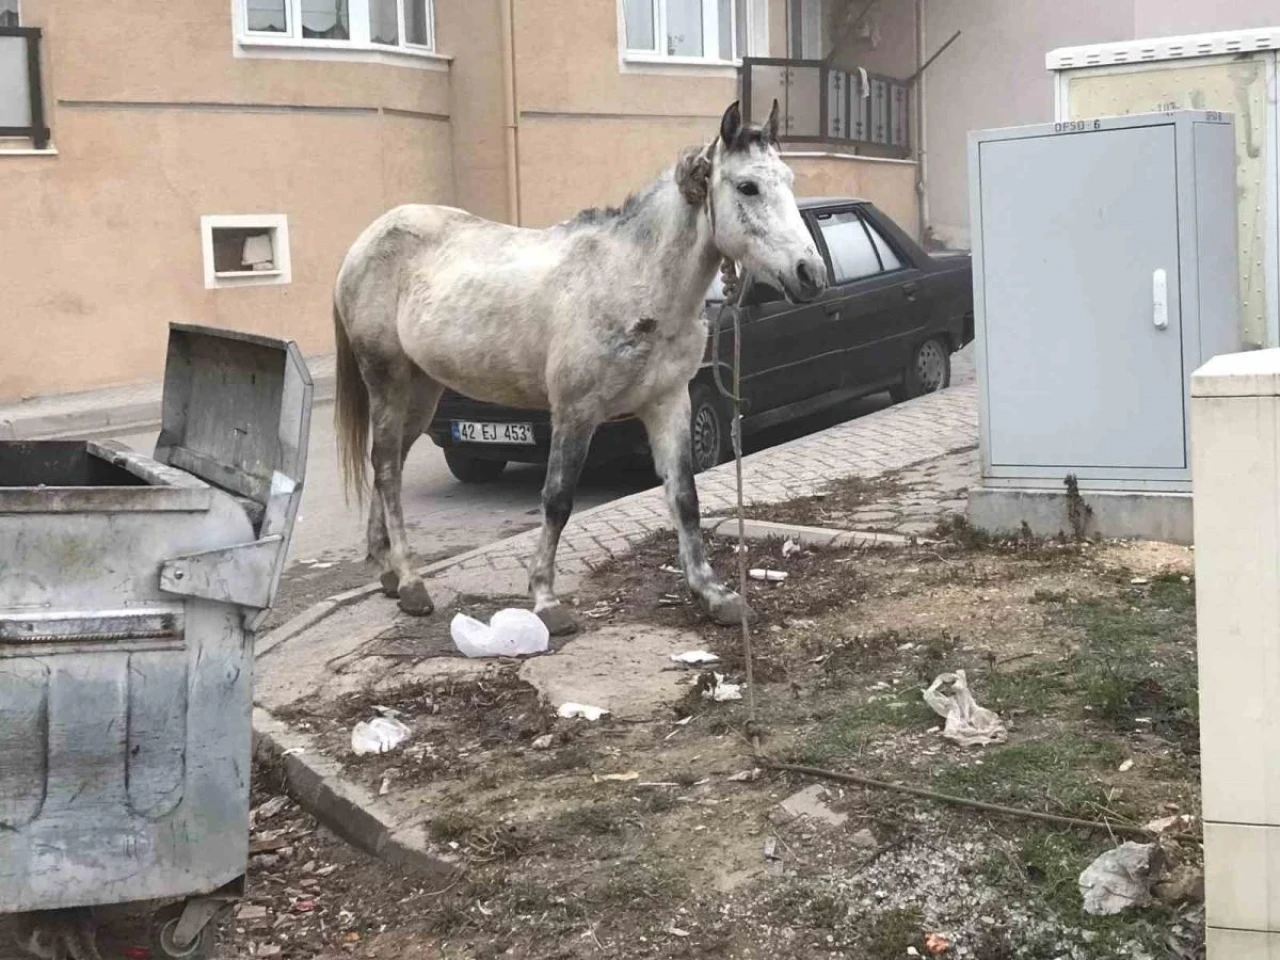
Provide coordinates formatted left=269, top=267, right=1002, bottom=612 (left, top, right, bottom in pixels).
left=333, top=100, right=827, bottom=635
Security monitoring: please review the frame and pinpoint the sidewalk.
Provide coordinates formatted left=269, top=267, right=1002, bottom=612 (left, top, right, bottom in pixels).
left=0, top=354, right=337, bottom=439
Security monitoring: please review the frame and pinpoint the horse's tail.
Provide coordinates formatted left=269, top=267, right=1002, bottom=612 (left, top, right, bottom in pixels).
left=333, top=300, right=369, bottom=507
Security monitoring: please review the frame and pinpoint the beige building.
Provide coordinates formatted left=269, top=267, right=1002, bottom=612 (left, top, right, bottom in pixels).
left=0, top=0, right=920, bottom=401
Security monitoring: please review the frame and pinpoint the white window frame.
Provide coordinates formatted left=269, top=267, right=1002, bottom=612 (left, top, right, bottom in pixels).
left=619, top=0, right=767, bottom=71
left=201, top=214, right=292, bottom=290
left=234, top=0, right=447, bottom=69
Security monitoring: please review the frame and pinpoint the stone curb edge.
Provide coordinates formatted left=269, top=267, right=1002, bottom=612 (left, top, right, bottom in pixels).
left=252, top=707, right=460, bottom=880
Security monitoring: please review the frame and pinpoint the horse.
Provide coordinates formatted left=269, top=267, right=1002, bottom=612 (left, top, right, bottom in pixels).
left=332, top=99, right=827, bottom=635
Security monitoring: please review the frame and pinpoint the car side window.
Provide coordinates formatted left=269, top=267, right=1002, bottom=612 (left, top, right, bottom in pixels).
left=863, top=219, right=903, bottom=272
left=817, top=211, right=880, bottom=284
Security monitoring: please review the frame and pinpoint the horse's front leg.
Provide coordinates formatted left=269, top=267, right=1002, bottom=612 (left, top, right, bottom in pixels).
left=529, top=415, right=598, bottom=636
left=640, top=387, right=747, bottom=626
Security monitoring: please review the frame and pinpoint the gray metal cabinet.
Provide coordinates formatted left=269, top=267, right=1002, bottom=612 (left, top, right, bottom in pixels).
left=969, top=110, right=1240, bottom=491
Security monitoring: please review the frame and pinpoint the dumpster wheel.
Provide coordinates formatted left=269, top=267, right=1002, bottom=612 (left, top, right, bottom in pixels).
left=152, top=901, right=217, bottom=959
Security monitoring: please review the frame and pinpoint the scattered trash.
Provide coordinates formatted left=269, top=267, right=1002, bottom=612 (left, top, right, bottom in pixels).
left=281, top=746, right=306, bottom=757
left=748, top=568, right=788, bottom=582
left=699, top=672, right=742, bottom=702
left=593, top=772, right=640, bottom=783
left=922, top=670, right=1008, bottom=746
left=450, top=608, right=549, bottom=658
left=378, top=776, right=392, bottom=796
left=670, top=650, right=721, bottom=666
left=924, top=932, right=951, bottom=956
left=558, top=702, right=609, bottom=721
left=1130, top=577, right=1150, bottom=585
left=657, top=593, right=685, bottom=607
left=727, top=768, right=762, bottom=782
left=292, top=899, right=316, bottom=914
left=782, top=538, right=801, bottom=557
left=660, top=564, right=682, bottom=574
left=907, top=947, right=921, bottom=957
left=350, top=716, right=411, bottom=756
left=1119, top=759, right=1135, bottom=773
left=667, top=926, right=690, bottom=938
left=532, top=733, right=555, bottom=750
left=849, top=828, right=878, bottom=852
left=1079, top=841, right=1164, bottom=916
left=236, top=904, right=269, bottom=921
left=1145, top=813, right=1196, bottom=835
left=252, top=796, right=289, bottom=822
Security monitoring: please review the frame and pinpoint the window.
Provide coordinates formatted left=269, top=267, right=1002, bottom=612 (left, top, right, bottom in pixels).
left=201, top=215, right=291, bottom=289
left=624, top=0, right=750, bottom=61
left=241, top=0, right=433, bottom=52
left=818, top=210, right=902, bottom=284
left=0, top=1, right=18, bottom=28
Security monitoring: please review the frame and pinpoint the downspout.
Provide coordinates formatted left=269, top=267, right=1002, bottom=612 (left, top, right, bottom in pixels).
left=914, top=0, right=928, bottom=246
left=499, top=0, right=522, bottom=225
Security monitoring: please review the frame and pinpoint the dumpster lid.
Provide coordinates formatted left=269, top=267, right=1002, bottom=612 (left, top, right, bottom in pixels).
left=154, top=323, right=312, bottom=529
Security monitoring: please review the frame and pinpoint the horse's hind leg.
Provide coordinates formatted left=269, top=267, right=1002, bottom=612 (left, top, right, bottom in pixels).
left=529, top=414, right=598, bottom=636
left=366, top=362, right=442, bottom=615
left=369, top=367, right=442, bottom=602
left=640, top=387, right=747, bottom=626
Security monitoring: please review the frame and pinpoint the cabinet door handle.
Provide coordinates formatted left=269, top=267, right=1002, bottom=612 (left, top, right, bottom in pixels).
left=1152, top=268, right=1168, bottom=330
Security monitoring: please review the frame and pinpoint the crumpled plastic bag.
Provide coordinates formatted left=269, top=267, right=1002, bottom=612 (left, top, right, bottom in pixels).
left=922, top=670, right=1007, bottom=746
left=351, top=716, right=411, bottom=755
left=450, top=608, right=549, bottom=658
left=1079, top=842, right=1164, bottom=915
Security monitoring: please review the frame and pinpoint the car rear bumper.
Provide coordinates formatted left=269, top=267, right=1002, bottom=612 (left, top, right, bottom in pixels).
left=426, top=392, right=650, bottom=465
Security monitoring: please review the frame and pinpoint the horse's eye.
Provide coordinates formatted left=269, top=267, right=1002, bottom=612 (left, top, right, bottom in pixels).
left=738, top=181, right=760, bottom=197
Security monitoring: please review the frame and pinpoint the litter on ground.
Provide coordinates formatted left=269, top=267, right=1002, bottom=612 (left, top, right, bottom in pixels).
left=557, top=702, right=610, bottom=721
left=1078, top=842, right=1163, bottom=916
left=450, top=608, right=550, bottom=658
left=922, top=669, right=1008, bottom=746
left=351, top=716, right=412, bottom=755
left=748, top=568, right=789, bottom=582
left=670, top=650, right=721, bottom=666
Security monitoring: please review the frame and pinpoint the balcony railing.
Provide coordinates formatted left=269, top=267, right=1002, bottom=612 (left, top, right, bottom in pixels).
left=0, top=27, right=48, bottom=149
left=742, top=57, right=910, bottom=157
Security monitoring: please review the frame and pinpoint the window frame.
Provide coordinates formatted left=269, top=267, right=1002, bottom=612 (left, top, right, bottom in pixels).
left=201, top=214, right=292, bottom=290
left=237, top=0, right=437, bottom=58
left=0, top=0, right=21, bottom=27
left=811, top=204, right=910, bottom=287
left=620, top=0, right=758, bottom=67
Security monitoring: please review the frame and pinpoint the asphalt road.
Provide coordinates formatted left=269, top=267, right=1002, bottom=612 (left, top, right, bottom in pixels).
left=106, top=344, right=980, bottom=627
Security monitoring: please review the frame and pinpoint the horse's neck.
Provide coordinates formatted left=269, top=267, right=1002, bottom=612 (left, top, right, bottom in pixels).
left=624, top=177, right=721, bottom=324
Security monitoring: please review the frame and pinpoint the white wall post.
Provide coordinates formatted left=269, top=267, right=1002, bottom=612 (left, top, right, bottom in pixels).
left=1192, top=348, right=1280, bottom=958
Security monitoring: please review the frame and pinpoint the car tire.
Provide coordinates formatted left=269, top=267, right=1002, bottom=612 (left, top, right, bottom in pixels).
left=890, top=337, right=951, bottom=403
left=689, top=382, right=731, bottom=474
left=444, top=450, right=507, bottom=483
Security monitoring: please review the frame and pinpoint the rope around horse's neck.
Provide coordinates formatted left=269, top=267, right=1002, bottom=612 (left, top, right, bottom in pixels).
left=711, top=260, right=760, bottom=749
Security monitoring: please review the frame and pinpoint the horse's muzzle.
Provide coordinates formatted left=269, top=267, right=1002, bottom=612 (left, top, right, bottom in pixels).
left=788, top=257, right=828, bottom=303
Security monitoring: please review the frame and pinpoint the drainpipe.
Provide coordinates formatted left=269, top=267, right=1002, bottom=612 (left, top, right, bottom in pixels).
left=914, top=0, right=928, bottom=245
left=499, top=0, right=522, bottom=225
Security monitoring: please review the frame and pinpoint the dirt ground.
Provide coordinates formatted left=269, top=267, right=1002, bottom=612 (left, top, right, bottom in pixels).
left=12, top=523, right=1203, bottom=960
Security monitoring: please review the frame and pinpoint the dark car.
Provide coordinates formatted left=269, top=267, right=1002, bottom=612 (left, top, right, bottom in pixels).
left=427, top=197, right=974, bottom=482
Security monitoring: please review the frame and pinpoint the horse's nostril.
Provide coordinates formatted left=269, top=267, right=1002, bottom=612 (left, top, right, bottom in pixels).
left=796, top=261, right=813, bottom=286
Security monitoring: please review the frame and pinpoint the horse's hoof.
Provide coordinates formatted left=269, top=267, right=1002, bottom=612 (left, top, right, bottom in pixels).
left=397, top=580, right=435, bottom=616
left=707, top=591, right=748, bottom=627
left=380, top=570, right=400, bottom=599
left=537, top=605, right=579, bottom=637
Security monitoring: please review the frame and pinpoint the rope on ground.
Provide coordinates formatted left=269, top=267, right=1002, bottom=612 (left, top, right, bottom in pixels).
left=711, top=262, right=758, bottom=744
left=761, top=760, right=1202, bottom=845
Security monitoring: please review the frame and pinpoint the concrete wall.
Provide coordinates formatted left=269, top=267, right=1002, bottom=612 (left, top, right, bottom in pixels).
left=1, top=0, right=453, bottom=401
left=920, top=0, right=1280, bottom=249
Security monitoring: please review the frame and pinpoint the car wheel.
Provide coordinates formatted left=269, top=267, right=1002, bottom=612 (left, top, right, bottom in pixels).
left=891, top=337, right=951, bottom=402
left=444, top=450, right=507, bottom=483
left=689, top=382, right=731, bottom=474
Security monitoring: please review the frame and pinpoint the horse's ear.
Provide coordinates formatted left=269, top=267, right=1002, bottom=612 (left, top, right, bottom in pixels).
left=765, top=98, right=781, bottom=145
left=676, top=143, right=715, bottom=206
left=720, top=100, right=744, bottom=146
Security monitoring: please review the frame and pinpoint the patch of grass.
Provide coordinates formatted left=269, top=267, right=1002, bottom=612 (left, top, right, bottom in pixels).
left=428, top=810, right=481, bottom=843
left=932, top=738, right=1127, bottom=820
left=528, top=743, right=596, bottom=777
left=587, top=860, right=684, bottom=909
left=981, top=666, right=1069, bottom=714
left=795, top=694, right=937, bottom=764
left=861, top=907, right=924, bottom=960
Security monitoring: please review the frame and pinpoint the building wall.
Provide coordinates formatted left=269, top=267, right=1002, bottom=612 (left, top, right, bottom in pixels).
left=787, top=153, right=918, bottom=232
left=0, top=0, right=453, bottom=402
left=921, top=0, right=1280, bottom=249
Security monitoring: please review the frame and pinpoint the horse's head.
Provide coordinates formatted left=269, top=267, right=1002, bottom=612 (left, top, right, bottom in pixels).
left=679, top=101, right=828, bottom=303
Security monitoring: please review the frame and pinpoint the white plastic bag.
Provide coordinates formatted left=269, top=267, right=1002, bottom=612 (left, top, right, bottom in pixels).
left=922, top=670, right=1007, bottom=746
left=450, top=608, right=550, bottom=658
left=351, top=716, right=411, bottom=755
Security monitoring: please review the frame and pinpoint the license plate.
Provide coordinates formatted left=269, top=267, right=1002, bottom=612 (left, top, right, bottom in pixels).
left=451, top=420, right=536, bottom=445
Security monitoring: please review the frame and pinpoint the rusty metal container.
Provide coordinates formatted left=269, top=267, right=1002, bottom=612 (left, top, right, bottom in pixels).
left=0, top=323, right=312, bottom=956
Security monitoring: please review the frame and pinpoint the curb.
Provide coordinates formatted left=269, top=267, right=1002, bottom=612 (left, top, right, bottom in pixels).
left=252, top=708, right=460, bottom=880
left=701, top=516, right=913, bottom=547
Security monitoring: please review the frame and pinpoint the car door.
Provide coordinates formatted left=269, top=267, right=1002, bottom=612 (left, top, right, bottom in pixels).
left=731, top=270, right=838, bottom=417
left=810, top=205, right=927, bottom=391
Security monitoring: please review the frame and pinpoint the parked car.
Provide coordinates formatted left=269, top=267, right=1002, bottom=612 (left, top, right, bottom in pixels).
left=427, top=197, right=974, bottom=482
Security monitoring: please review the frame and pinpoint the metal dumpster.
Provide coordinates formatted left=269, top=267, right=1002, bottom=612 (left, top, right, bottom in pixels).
left=0, top=323, right=312, bottom=958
